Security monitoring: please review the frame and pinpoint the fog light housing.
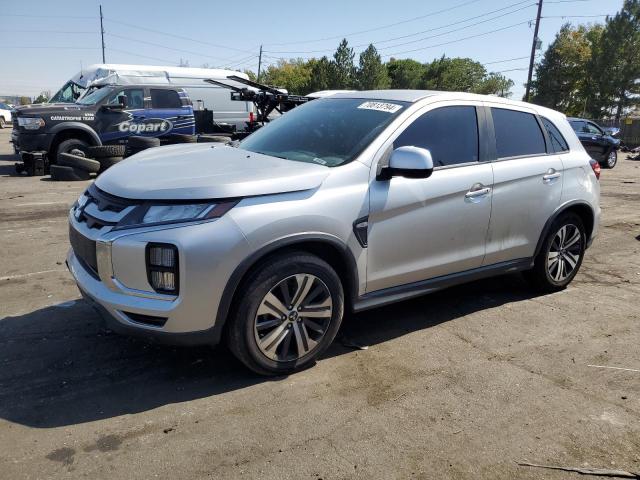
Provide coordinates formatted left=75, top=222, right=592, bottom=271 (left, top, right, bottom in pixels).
left=146, top=243, right=179, bottom=294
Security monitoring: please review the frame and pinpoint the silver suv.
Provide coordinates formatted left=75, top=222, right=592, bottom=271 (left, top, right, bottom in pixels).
left=67, top=91, right=600, bottom=375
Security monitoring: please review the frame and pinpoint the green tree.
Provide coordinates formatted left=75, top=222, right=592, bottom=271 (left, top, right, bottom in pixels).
left=307, top=56, right=333, bottom=92
left=588, top=0, right=640, bottom=118
left=243, top=69, right=257, bottom=81
left=530, top=24, right=601, bottom=115
left=33, top=90, right=51, bottom=104
left=387, top=58, right=424, bottom=89
left=356, top=44, right=390, bottom=90
left=330, top=39, right=355, bottom=88
left=476, top=73, right=514, bottom=97
left=422, top=56, right=487, bottom=91
left=262, top=59, right=312, bottom=94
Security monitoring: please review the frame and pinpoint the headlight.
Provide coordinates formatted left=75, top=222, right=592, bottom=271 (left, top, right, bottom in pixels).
left=114, top=200, right=238, bottom=230
left=17, top=117, right=45, bottom=130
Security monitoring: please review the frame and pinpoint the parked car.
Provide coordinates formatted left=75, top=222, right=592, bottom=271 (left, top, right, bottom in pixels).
left=0, top=102, right=12, bottom=128
left=568, top=117, right=620, bottom=169
left=67, top=91, right=600, bottom=375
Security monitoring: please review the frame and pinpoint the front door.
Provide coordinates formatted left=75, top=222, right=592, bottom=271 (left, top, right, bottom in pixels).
left=367, top=104, right=493, bottom=293
left=95, top=87, right=146, bottom=144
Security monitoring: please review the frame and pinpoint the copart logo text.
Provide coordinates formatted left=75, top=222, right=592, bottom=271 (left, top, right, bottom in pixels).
left=118, top=118, right=172, bottom=135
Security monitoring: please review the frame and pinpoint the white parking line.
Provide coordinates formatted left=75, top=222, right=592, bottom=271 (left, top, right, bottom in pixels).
left=587, top=364, right=640, bottom=373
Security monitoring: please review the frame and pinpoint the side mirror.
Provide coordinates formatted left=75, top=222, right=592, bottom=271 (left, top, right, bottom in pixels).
left=377, top=146, right=434, bottom=181
left=118, top=95, right=128, bottom=108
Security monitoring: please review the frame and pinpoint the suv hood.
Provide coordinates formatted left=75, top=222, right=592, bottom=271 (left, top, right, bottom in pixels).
left=95, top=143, right=331, bottom=200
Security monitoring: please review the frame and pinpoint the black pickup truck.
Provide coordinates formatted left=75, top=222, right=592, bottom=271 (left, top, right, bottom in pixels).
left=11, top=85, right=196, bottom=161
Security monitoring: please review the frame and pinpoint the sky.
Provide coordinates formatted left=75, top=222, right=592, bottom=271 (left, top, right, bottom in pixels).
left=0, top=0, right=624, bottom=100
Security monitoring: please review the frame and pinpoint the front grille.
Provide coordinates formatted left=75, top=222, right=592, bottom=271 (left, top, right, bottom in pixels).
left=69, top=224, right=98, bottom=275
left=75, top=184, right=140, bottom=230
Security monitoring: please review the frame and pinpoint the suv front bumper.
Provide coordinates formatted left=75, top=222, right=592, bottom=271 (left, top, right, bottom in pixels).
left=67, top=214, right=251, bottom=346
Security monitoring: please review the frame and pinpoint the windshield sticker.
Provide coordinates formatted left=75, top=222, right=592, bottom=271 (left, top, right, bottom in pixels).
left=357, top=101, right=402, bottom=113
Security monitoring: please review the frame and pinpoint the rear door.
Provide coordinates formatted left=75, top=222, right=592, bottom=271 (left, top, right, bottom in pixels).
left=146, top=88, right=195, bottom=136
left=483, top=105, right=563, bottom=265
left=570, top=120, right=603, bottom=161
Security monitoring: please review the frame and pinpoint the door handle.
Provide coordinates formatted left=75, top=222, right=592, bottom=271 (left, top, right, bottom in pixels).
left=542, top=168, right=561, bottom=183
left=465, top=184, right=491, bottom=203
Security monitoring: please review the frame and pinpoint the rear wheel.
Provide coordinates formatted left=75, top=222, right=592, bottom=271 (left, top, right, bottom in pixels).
left=524, top=213, right=586, bottom=292
left=603, top=149, right=617, bottom=169
left=227, top=252, right=344, bottom=375
left=0, top=117, right=5, bottom=128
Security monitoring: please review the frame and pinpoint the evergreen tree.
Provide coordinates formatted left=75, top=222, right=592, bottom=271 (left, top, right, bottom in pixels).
left=330, top=39, right=355, bottom=89
left=356, top=44, right=390, bottom=90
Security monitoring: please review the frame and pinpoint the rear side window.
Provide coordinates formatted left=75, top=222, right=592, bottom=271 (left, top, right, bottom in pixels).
left=151, top=89, right=182, bottom=109
left=541, top=117, right=569, bottom=153
left=394, top=106, right=479, bottom=167
left=570, top=120, right=586, bottom=132
left=491, top=108, right=546, bottom=159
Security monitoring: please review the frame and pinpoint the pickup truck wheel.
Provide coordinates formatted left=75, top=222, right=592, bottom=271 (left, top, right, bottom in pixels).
left=227, top=252, right=344, bottom=376
left=58, top=153, right=101, bottom=173
left=50, top=165, right=91, bottom=181
left=87, top=145, right=126, bottom=158
left=524, top=213, right=585, bottom=292
left=56, top=138, right=90, bottom=164
left=603, top=149, right=617, bottom=169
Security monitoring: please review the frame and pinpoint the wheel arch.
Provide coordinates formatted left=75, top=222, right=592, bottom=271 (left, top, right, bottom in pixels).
left=213, top=234, right=359, bottom=343
left=49, top=123, right=101, bottom=156
left=534, top=200, right=596, bottom=258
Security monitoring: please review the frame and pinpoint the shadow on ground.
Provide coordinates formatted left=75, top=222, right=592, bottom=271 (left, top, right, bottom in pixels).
left=0, top=273, right=539, bottom=428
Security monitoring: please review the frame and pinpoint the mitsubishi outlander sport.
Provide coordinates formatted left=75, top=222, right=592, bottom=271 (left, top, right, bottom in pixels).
left=67, top=91, right=600, bottom=375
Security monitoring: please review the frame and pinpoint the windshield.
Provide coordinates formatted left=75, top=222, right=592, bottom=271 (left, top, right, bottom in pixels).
left=239, top=98, right=407, bottom=167
left=75, top=86, right=114, bottom=105
left=49, top=80, right=85, bottom=103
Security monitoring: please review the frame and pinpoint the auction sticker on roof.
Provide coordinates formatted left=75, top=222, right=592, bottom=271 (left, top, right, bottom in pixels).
left=357, top=101, right=402, bottom=113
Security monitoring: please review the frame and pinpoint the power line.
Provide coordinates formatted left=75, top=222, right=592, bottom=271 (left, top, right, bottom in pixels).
left=0, top=13, right=95, bottom=19
left=264, top=0, right=483, bottom=46
left=103, top=17, right=256, bottom=57
left=2, top=30, right=95, bottom=34
left=484, top=55, right=531, bottom=65
left=265, top=1, right=535, bottom=54
left=0, top=46, right=100, bottom=49
left=541, top=14, right=612, bottom=18
left=105, top=32, right=232, bottom=64
left=382, top=20, right=531, bottom=57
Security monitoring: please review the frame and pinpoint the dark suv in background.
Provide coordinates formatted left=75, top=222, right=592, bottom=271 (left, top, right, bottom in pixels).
left=569, top=117, right=620, bottom=169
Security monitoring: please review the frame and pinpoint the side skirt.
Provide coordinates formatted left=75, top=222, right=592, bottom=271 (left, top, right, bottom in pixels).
left=353, top=258, right=533, bottom=312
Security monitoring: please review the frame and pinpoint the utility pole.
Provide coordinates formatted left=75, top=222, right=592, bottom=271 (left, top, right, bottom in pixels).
left=257, top=45, right=263, bottom=82
left=525, top=0, right=543, bottom=102
left=100, top=5, right=106, bottom=63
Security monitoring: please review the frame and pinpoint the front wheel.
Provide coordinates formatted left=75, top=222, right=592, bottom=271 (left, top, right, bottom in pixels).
left=602, top=149, right=617, bottom=169
left=227, top=252, right=344, bottom=376
left=524, top=213, right=586, bottom=292
left=0, top=117, right=5, bottom=128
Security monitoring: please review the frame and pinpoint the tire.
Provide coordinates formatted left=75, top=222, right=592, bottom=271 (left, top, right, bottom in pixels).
left=226, top=252, right=345, bottom=376
left=58, top=153, right=101, bottom=173
left=197, top=135, right=231, bottom=143
left=0, top=117, right=5, bottom=128
left=602, top=149, right=617, bottom=169
left=55, top=138, right=90, bottom=164
left=127, top=136, right=161, bottom=149
left=50, top=165, right=91, bottom=181
left=87, top=145, right=126, bottom=158
left=523, top=212, right=586, bottom=293
left=98, top=156, right=123, bottom=171
left=165, top=133, right=197, bottom=144
left=70, top=148, right=86, bottom=158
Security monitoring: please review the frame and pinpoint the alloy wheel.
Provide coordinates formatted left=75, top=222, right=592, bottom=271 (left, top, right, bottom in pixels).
left=547, top=224, right=582, bottom=282
left=607, top=150, right=617, bottom=168
left=254, top=274, right=333, bottom=362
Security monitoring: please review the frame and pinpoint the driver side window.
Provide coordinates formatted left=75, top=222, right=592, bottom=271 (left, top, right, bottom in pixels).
left=108, top=88, right=145, bottom=109
left=393, top=106, right=479, bottom=167
left=585, top=122, right=603, bottom=135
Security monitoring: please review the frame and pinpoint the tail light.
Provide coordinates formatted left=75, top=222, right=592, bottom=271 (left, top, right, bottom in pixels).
left=589, top=158, right=601, bottom=180
left=249, top=111, right=255, bottom=124
left=146, top=243, right=179, bottom=294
